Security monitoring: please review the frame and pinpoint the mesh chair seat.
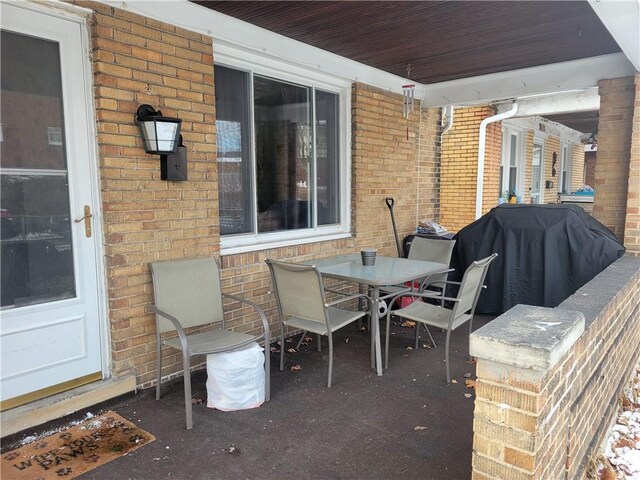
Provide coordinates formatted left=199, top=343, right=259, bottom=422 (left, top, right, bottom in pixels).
left=165, top=329, right=259, bottom=356
left=285, top=307, right=365, bottom=336
left=390, top=302, right=471, bottom=332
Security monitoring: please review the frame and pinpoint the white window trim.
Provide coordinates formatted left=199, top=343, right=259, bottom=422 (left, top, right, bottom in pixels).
left=216, top=48, right=353, bottom=255
left=500, top=126, right=524, bottom=197
left=558, top=140, right=571, bottom=194
left=531, top=137, right=545, bottom=204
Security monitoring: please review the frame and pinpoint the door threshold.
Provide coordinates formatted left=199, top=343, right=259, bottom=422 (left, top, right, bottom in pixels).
left=1, top=373, right=136, bottom=438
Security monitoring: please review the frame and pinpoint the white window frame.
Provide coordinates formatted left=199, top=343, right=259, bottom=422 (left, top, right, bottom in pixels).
left=500, top=126, right=524, bottom=198
left=215, top=48, right=352, bottom=255
left=558, top=142, right=571, bottom=194
left=531, top=138, right=544, bottom=204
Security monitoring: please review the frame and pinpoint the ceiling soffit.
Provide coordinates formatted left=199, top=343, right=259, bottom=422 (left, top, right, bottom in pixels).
left=195, top=1, right=621, bottom=85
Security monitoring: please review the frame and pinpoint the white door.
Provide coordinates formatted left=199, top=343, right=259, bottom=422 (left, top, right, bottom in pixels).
left=531, top=142, right=543, bottom=204
left=1, top=4, right=103, bottom=407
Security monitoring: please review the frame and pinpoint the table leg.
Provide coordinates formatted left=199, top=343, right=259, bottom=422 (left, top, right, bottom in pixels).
left=372, top=285, right=382, bottom=376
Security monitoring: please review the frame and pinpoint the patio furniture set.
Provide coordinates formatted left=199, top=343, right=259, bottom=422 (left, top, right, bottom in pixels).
left=149, top=237, right=497, bottom=429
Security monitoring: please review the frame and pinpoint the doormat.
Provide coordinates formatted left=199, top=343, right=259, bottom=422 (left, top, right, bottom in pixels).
left=1, top=411, right=155, bottom=480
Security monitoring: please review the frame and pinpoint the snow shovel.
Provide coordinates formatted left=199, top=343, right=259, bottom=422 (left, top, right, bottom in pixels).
left=385, top=197, right=403, bottom=257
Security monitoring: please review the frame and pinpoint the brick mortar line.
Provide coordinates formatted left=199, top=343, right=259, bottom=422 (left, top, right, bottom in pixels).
left=474, top=450, right=535, bottom=475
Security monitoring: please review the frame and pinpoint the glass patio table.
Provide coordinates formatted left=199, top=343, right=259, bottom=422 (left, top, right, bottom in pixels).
left=302, top=254, right=449, bottom=376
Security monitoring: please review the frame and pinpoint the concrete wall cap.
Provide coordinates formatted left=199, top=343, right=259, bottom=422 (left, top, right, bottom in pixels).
left=469, top=304, right=585, bottom=371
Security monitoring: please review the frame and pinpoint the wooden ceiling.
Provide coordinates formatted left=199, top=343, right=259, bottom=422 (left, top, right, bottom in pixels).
left=194, top=1, right=620, bottom=85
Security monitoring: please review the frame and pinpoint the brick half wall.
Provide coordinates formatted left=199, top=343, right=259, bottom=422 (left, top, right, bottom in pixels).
left=470, top=256, right=640, bottom=479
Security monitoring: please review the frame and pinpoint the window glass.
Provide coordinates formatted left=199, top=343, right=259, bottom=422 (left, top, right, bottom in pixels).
left=500, top=129, right=520, bottom=197
left=509, top=134, right=517, bottom=166
left=215, top=65, right=343, bottom=241
left=560, top=144, right=570, bottom=194
left=215, top=66, right=253, bottom=235
left=315, top=90, right=340, bottom=225
left=254, top=76, right=312, bottom=232
left=1, top=31, right=75, bottom=308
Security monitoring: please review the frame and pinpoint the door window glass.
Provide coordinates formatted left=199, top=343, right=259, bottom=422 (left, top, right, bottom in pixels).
left=1, top=30, right=76, bottom=308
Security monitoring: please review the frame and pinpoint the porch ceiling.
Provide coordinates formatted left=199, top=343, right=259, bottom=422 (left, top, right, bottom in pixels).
left=194, top=0, right=621, bottom=85
left=544, top=111, right=600, bottom=134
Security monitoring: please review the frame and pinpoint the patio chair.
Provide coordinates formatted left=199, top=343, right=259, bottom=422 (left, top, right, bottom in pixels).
left=150, top=258, right=270, bottom=430
left=265, top=259, right=367, bottom=388
left=381, top=237, right=455, bottom=294
left=381, top=237, right=456, bottom=347
left=384, top=253, right=497, bottom=383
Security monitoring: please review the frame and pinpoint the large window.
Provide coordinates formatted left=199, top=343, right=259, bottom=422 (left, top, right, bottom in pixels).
left=215, top=65, right=345, bottom=250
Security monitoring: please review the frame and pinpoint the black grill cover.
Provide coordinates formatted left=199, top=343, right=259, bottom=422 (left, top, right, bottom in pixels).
left=451, top=204, right=625, bottom=314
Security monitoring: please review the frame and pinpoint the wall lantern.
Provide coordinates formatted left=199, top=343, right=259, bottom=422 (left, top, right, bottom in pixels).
left=136, top=104, right=187, bottom=181
left=136, top=104, right=181, bottom=154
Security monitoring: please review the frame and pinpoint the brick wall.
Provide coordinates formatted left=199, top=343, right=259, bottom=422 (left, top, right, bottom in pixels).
left=594, top=77, right=635, bottom=241
left=81, top=2, right=218, bottom=386
left=81, top=3, right=443, bottom=391
left=351, top=83, right=430, bottom=255
left=571, top=144, right=584, bottom=190
left=441, top=106, right=501, bottom=232
left=470, top=257, right=640, bottom=479
left=624, top=74, right=640, bottom=256
left=483, top=120, right=502, bottom=213
left=416, top=108, right=442, bottom=225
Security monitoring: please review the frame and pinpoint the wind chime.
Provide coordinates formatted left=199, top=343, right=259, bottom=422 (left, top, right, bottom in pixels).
left=402, top=83, right=415, bottom=119
left=402, top=64, right=415, bottom=140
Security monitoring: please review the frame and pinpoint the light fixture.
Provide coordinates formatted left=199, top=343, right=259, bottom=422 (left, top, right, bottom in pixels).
left=587, top=132, right=598, bottom=150
left=136, top=104, right=187, bottom=181
left=136, top=104, right=182, bottom=155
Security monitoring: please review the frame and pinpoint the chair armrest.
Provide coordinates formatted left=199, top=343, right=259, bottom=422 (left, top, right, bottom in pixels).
left=419, top=267, right=454, bottom=283
left=222, top=293, right=270, bottom=341
left=379, top=287, right=412, bottom=302
left=384, top=291, right=462, bottom=313
left=324, top=293, right=369, bottom=308
left=410, top=290, right=462, bottom=303
left=148, top=305, right=190, bottom=352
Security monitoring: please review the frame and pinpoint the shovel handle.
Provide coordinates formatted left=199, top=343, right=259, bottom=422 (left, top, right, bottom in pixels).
left=385, top=197, right=395, bottom=210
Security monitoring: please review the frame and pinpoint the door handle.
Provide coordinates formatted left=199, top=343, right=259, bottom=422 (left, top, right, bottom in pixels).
left=74, top=205, right=93, bottom=238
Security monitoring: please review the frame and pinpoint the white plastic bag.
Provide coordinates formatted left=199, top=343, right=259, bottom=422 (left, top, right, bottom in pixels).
left=206, top=343, right=265, bottom=411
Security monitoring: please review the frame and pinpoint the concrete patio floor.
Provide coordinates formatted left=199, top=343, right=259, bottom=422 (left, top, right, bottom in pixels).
left=2, top=315, right=494, bottom=480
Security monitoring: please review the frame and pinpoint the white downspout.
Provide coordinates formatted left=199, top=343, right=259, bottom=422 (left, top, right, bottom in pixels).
left=475, top=102, right=518, bottom=219
left=442, top=105, right=454, bottom=135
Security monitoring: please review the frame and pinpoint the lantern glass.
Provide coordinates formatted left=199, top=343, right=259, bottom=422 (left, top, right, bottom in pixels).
left=136, top=105, right=182, bottom=155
